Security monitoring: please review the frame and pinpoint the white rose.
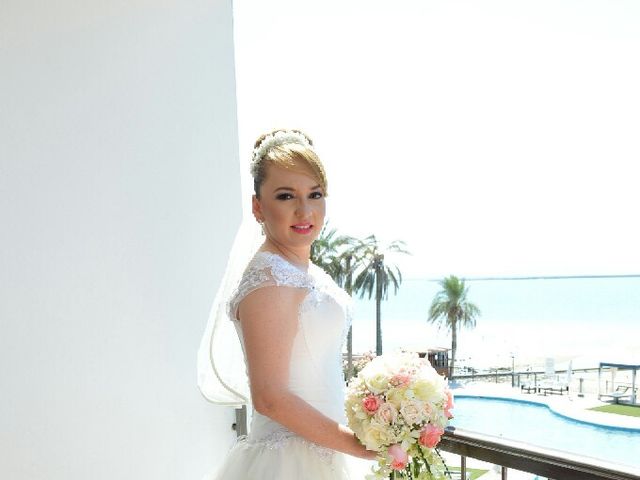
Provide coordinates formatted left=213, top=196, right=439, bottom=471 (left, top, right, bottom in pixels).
left=364, top=372, right=390, bottom=395
left=362, top=420, right=395, bottom=451
left=374, top=402, right=398, bottom=425
left=400, top=399, right=424, bottom=425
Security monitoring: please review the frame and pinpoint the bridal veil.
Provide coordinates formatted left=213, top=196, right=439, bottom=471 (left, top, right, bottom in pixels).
left=197, top=217, right=263, bottom=406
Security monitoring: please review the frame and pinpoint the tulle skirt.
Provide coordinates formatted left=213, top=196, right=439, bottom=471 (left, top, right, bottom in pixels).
left=204, top=434, right=374, bottom=480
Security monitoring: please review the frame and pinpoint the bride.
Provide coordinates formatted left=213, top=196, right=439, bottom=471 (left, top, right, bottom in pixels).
left=201, top=129, right=376, bottom=479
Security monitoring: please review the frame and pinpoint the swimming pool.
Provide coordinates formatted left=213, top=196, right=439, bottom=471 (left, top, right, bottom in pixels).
left=450, top=396, right=640, bottom=469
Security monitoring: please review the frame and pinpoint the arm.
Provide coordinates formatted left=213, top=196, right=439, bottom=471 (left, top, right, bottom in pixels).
left=238, top=285, right=376, bottom=460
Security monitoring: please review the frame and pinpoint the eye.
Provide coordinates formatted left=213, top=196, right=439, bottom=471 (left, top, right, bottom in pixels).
left=309, top=191, right=324, bottom=199
left=276, top=193, right=293, bottom=200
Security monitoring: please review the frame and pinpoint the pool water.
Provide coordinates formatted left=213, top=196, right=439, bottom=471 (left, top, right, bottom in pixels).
left=450, top=396, right=640, bottom=469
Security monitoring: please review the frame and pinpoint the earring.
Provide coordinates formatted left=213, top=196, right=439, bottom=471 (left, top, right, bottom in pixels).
left=257, top=219, right=265, bottom=236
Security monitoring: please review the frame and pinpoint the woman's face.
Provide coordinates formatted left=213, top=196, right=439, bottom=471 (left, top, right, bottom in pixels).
left=252, top=161, right=326, bottom=257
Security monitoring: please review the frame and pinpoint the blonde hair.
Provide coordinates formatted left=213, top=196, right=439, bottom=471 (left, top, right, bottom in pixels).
left=251, top=129, right=328, bottom=198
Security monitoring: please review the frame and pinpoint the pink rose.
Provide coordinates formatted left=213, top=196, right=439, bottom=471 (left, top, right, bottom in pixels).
left=362, top=395, right=382, bottom=414
left=390, top=373, right=412, bottom=387
left=419, top=423, right=444, bottom=448
left=388, top=444, right=408, bottom=470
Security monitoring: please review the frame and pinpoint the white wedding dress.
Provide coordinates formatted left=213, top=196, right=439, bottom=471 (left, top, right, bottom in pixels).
left=207, top=251, right=373, bottom=479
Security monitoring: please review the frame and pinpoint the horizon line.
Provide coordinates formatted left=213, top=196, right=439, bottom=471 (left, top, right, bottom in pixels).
left=411, top=274, right=640, bottom=282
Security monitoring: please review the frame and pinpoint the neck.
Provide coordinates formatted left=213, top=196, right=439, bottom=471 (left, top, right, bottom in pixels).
left=261, top=239, right=310, bottom=270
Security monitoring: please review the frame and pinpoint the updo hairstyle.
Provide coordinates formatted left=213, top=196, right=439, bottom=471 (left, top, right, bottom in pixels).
left=251, top=129, right=328, bottom=198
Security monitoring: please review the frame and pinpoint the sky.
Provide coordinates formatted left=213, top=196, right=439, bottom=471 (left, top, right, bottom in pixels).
left=232, top=0, right=640, bottom=278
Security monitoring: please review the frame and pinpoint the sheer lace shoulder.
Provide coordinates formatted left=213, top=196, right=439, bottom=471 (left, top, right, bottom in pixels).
left=227, top=252, right=314, bottom=321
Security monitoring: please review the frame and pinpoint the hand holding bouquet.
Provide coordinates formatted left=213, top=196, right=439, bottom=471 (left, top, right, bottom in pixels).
left=345, top=352, right=454, bottom=479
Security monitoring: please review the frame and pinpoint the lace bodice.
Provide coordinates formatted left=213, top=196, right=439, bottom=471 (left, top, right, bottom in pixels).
left=227, top=251, right=353, bottom=457
left=228, top=251, right=313, bottom=319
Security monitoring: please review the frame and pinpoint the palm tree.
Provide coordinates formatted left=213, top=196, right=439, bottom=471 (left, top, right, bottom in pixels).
left=310, top=223, right=353, bottom=280
left=341, top=251, right=356, bottom=379
left=427, top=275, right=480, bottom=379
left=352, top=236, right=410, bottom=355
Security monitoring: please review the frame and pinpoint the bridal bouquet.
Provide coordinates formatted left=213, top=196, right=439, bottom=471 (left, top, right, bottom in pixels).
left=345, top=352, right=453, bottom=480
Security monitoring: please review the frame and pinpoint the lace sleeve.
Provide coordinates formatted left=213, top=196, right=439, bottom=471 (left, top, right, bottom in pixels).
left=227, top=252, right=313, bottom=321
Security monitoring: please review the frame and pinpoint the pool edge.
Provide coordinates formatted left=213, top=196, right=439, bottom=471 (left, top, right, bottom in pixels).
left=453, top=393, right=640, bottom=433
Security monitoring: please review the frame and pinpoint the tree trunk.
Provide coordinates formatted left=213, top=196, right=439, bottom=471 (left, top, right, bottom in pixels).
left=346, top=327, right=353, bottom=380
left=450, top=318, right=457, bottom=380
left=345, top=256, right=353, bottom=380
left=375, top=262, right=383, bottom=355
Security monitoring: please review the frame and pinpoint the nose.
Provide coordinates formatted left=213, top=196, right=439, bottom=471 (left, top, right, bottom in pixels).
left=295, top=198, right=312, bottom=218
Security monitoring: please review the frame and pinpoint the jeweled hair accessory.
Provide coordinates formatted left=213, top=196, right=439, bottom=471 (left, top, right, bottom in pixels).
left=250, top=130, right=313, bottom=175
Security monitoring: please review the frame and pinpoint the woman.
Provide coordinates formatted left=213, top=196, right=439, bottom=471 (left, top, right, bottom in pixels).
left=209, top=129, right=376, bottom=479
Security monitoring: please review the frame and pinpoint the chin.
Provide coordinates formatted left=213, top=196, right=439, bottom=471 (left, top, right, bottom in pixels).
left=291, top=236, right=318, bottom=248
left=281, top=233, right=319, bottom=250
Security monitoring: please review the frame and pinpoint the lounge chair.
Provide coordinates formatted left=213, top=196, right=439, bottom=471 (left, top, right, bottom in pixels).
left=539, top=383, right=568, bottom=396
left=539, top=360, right=571, bottom=396
left=600, top=385, right=634, bottom=404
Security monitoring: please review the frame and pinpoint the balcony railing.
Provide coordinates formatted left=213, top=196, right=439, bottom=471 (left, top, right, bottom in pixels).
left=231, top=410, right=640, bottom=479
left=439, top=427, right=640, bottom=480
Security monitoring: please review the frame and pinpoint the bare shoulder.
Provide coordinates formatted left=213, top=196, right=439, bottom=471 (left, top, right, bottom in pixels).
left=238, top=285, right=308, bottom=390
left=238, top=284, right=308, bottom=327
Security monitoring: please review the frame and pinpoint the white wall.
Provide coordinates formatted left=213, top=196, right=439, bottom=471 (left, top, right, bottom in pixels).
left=0, top=1, right=240, bottom=479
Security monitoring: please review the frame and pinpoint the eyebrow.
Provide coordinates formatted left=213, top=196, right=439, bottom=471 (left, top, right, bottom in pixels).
left=273, top=185, right=322, bottom=193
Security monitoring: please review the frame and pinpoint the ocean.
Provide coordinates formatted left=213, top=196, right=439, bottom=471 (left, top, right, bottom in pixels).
left=349, top=276, right=640, bottom=370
